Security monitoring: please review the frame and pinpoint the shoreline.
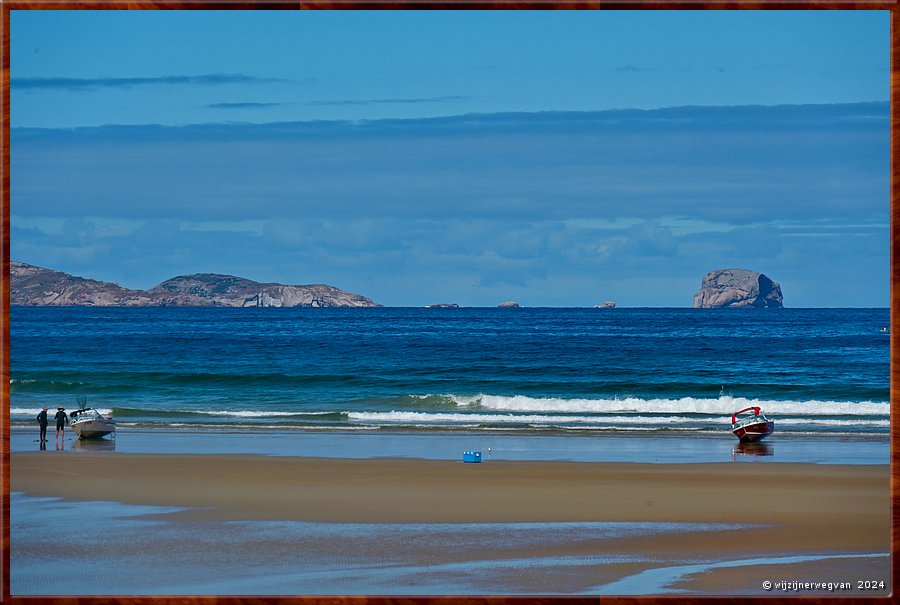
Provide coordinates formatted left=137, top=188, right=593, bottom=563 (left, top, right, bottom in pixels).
left=9, top=422, right=891, bottom=439
left=10, top=426, right=889, bottom=465
left=10, top=452, right=890, bottom=595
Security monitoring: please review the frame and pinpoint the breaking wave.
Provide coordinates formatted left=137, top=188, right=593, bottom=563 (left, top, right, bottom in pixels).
left=446, top=394, right=889, bottom=417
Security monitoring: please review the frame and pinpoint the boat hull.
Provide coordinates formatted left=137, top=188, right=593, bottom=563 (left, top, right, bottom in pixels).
left=732, top=420, right=774, bottom=443
left=73, top=419, right=116, bottom=440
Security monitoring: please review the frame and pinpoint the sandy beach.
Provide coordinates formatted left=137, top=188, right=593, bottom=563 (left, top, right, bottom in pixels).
left=11, top=451, right=890, bottom=595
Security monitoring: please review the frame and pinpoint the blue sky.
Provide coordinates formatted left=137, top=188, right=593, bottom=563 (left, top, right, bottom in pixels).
left=10, top=10, right=890, bottom=306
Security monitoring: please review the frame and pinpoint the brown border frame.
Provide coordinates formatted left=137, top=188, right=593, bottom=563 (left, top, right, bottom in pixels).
left=1, top=3, right=896, bottom=604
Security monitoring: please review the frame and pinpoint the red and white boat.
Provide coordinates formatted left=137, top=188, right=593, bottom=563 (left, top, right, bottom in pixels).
left=730, top=406, right=774, bottom=443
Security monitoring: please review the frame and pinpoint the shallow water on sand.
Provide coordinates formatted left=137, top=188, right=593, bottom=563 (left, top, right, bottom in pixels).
left=14, top=492, right=889, bottom=596
left=11, top=492, right=755, bottom=595
left=10, top=428, right=889, bottom=465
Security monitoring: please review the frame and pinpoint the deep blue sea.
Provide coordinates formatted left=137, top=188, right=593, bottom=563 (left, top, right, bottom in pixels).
left=9, top=307, right=890, bottom=437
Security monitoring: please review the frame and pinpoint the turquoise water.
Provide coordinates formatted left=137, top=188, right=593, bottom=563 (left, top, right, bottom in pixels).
left=10, top=306, right=890, bottom=436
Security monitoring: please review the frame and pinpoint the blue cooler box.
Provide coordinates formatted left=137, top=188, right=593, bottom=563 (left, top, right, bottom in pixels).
left=463, top=451, right=482, bottom=463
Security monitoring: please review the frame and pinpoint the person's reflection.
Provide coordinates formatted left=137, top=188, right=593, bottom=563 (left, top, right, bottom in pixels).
left=39, top=440, right=46, bottom=451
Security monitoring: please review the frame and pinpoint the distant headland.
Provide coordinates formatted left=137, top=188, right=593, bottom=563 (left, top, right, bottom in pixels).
left=10, top=261, right=381, bottom=308
left=10, top=261, right=789, bottom=309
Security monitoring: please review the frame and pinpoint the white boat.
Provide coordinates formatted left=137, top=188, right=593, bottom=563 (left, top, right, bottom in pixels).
left=70, top=407, right=116, bottom=440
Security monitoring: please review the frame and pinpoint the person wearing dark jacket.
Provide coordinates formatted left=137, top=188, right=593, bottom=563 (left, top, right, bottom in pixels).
left=55, top=406, right=68, bottom=442
left=36, top=407, right=48, bottom=442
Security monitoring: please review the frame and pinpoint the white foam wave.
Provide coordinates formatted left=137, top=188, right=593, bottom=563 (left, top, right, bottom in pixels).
left=10, top=379, right=80, bottom=385
left=348, top=412, right=715, bottom=425
left=776, top=418, right=891, bottom=427
left=447, top=394, right=889, bottom=417
left=10, top=408, right=335, bottom=419
left=195, top=410, right=336, bottom=418
left=11, top=407, right=113, bottom=416
left=345, top=411, right=886, bottom=428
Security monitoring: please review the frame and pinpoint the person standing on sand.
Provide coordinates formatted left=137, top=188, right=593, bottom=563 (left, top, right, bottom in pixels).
left=55, top=406, right=68, bottom=443
left=36, top=407, right=48, bottom=443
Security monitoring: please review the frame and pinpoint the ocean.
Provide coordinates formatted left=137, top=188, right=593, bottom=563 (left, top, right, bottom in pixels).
left=9, top=306, right=890, bottom=439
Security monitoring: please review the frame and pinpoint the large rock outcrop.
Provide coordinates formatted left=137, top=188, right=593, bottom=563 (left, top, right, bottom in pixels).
left=10, top=261, right=152, bottom=306
left=692, top=269, right=783, bottom=309
left=148, top=274, right=379, bottom=307
left=10, top=262, right=381, bottom=307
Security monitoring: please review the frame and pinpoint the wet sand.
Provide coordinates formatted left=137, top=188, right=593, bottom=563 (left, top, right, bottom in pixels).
left=9, top=427, right=891, bottom=465
left=11, top=453, right=890, bottom=594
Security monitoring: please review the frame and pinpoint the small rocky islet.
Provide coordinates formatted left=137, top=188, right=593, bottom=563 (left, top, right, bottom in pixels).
left=692, top=268, right=783, bottom=309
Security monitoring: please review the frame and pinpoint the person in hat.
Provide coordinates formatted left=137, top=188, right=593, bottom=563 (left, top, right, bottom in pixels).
left=55, top=406, right=69, bottom=443
left=36, top=407, right=48, bottom=443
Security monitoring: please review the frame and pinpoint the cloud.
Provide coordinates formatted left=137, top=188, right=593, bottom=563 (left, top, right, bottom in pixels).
left=207, top=102, right=289, bottom=110
left=11, top=102, right=887, bottom=227
left=12, top=74, right=286, bottom=91
left=10, top=103, right=888, bottom=306
left=615, top=65, right=654, bottom=73
left=305, top=95, right=472, bottom=106
left=11, top=212, right=888, bottom=307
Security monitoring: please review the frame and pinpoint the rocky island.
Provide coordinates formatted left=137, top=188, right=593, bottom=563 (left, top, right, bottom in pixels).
left=10, top=261, right=381, bottom=307
left=692, top=269, right=783, bottom=309
left=498, top=301, right=520, bottom=308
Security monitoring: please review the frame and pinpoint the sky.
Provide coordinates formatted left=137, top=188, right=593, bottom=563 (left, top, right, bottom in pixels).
left=10, top=10, right=890, bottom=307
